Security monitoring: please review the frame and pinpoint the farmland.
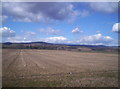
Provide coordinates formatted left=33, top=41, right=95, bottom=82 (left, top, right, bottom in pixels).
left=2, top=49, right=118, bottom=87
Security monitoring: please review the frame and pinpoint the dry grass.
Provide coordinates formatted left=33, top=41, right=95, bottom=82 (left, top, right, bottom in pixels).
left=2, top=49, right=118, bottom=87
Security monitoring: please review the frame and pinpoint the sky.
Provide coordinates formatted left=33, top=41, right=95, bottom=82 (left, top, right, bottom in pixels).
left=1, top=2, right=119, bottom=46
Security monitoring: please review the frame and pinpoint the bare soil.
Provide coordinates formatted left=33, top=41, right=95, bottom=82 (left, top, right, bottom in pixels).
left=2, top=49, right=118, bottom=87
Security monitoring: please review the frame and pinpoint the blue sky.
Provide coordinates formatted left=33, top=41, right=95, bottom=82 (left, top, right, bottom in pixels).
left=1, top=2, right=119, bottom=46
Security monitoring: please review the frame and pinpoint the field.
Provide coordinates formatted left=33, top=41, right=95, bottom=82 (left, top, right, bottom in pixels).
left=2, top=49, right=118, bottom=87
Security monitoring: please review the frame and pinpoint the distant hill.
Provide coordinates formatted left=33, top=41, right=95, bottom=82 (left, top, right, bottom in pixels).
left=2, top=41, right=118, bottom=53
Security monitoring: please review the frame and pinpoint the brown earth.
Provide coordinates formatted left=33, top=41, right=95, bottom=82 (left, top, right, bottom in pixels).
left=2, top=49, right=118, bottom=87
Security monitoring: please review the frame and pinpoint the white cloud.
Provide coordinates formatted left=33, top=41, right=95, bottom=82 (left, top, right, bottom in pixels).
left=72, top=27, right=83, bottom=34
left=75, top=33, right=113, bottom=45
left=3, top=31, right=37, bottom=43
left=79, top=10, right=89, bottom=17
left=18, top=31, right=37, bottom=42
left=0, top=27, right=114, bottom=46
left=90, top=2, right=118, bottom=13
left=5, top=36, right=67, bottom=43
left=43, top=36, right=67, bottom=43
left=2, top=31, right=115, bottom=45
left=0, top=27, right=15, bottom=37
left=39, top=27, right=61, bottom=35
left=1, top=15, right=8, bottom=22
left=25, top=31, right=36, bottom=35
left=6, top=36, right=37, bottom=43
left=2, top=2, right=80, bottom=23
left=112, top=23, right=120, bottom=33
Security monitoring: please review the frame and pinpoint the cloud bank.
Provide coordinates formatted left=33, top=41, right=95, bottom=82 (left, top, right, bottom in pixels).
left=75, top=33, right=113, bottom=45
left=2, top=2, right=80, bottom=23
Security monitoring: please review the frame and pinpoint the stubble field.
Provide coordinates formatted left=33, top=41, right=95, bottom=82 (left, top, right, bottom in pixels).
left=2, top=49, right=118, bottom=87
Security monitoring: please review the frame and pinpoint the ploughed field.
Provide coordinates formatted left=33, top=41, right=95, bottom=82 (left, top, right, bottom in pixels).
left=2, top=49, right=118, bottom=87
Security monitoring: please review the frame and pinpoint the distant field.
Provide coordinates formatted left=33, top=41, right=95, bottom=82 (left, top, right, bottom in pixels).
left=2, top=49, right=118, bottom=87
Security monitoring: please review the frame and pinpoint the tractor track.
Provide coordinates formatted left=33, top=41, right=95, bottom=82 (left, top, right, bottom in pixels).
left=7, top=50, right=21, bottom=69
